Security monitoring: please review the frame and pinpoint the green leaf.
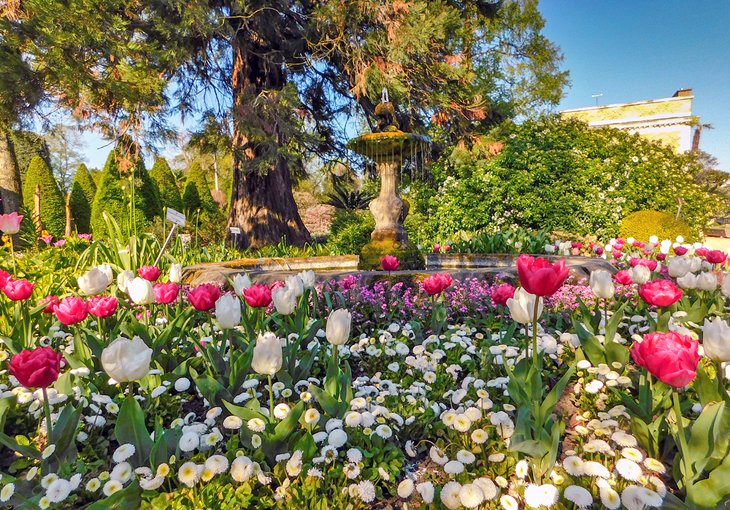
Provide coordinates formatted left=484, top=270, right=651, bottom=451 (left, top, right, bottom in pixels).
left=87, top=480, right=142, bottom=510
left=688, top=449, right=730, bottom=509
left=150, top=428, right=182, bottom=468
left=223, top=400, right=265, bottom=422
left=0, top=431, right=41, bottom=460
left=114, top=396, right=153, bottom=467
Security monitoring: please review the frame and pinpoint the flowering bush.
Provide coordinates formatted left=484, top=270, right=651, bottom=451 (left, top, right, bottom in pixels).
left=0, top=236, right=728, bottom=509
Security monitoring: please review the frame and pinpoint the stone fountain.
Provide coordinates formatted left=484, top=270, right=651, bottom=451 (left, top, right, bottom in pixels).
left=347, top=90, right=430, bottom=269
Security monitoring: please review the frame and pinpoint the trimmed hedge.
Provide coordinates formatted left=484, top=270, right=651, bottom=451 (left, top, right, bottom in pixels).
left=182, top=161, right=217, bottom=215
left=619, top=210, right=692, bottom=243
left=10, top=130, right=50, bottom=182
left=90, top=151, right=163, bottom=238
left=22, top=156, right=65, bottom=236
left=69, top=163, right=97, bottom=234
left=150, top=157, right=183, bottom=212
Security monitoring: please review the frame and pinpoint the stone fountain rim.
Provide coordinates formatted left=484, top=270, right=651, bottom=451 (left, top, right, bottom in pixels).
left=347, top=130, right=430, bottom=157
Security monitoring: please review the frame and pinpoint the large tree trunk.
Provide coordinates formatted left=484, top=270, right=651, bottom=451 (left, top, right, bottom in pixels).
left=227, top=21, right=310, bottom=249
left=0, top=128, right=22, bottom=214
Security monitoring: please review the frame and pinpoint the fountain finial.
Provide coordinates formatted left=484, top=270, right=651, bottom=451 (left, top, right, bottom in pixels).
left=374, top=88, right=399, bottom=132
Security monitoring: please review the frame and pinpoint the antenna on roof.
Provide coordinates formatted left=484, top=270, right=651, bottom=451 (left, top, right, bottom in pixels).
left=591, top=93, right=604, bottom=106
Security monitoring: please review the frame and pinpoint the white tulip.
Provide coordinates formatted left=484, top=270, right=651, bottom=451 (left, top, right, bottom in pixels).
left=101, top=336, right=152, bottom=382
left=702, top=317, right=730, bottom=362
left=251, top=332, right=282, bottom=376
left=544, top=244, right=555, bottom=254
left=722, top=275, right=730, bottom=298
left=326, top=309, right=351, bottom=346
left=78, top=267, right=112, bottom=296
left=215, top=293, right=241, bottom=329
left=117, top=270, right=135, bottom=293
left=506, top=288, right=543, bottom=325
left=96, top=264, right=114, bottom=283
left=285, top=275, right=304, bottom=298
left=667, top=257, right=692, bottom=278
left=628, top=265, right=651, bottom=284
left=589, top=270, right=615, bottom=300
left=233, top=274, right=252, bottom=296
left=689, top=257, right=703, bottom=273
left=677, top=273, right=697, bottom=290
left=299, top=270, right=316, bottom=289
left=660, top=240, right=672, bottom=254
left=697, top=272, right=718, bottom=291
left=169, top=263, right=182, bottom=284
left=272, top=287, right=297, bottom=315
left=127, top=277, right=154, bottom=305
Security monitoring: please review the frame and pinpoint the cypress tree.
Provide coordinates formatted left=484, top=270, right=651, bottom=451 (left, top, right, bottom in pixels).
left=132, top=158, right=163, bottom=223
left=150, top=157, right=183, bottom=212
left=22, top=156, right=65, bottom=236
left=69, top=163, right=97, bottom=233
left=90, top=151, right=128, bottom=237
left=182, top=161, right=216, bottom=215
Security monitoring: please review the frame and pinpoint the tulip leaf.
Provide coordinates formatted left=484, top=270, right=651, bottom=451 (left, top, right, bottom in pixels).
left=307, top=384, right=340, bottom=417
left=115, top=396, right=153, bottom=467
left=49, top=403, right=81, bottom=466
left=684, top=401, right=727, bottom=483
left=150, top=428, right=182, bottom=468
left=694, top=362, right=723, bottom=407
left=539, top=363, right=575, bottom=421
left=273, top=401, right=304, bottom=442
left=86, top=480, right=141, bottom=510
left=687, top=449, right=730, bottom=510
left=0, top=431, right=41, bottom=460
left=223, top=400, right=265, bottom=422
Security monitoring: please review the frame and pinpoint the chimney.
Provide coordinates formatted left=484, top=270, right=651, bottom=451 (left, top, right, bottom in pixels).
left=673, top=88, right=693, bottom=97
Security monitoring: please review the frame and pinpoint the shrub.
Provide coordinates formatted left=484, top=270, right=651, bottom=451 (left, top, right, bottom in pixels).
left=326, top=210, right=375, bottom=255
left=412, top=116, right=720, bottom=241
left=619, top=210, right=692, bottom=243
left=150, top=156, right=183, bottom=212
left=10, top=130, right=50, bottom=182
left=182, top=161, right=217, bottom=215
left=22, top=156, right=65, bottom=236
left=69, top=163, right=97, bottom=234
left=90, top=151, right=162, bottom=238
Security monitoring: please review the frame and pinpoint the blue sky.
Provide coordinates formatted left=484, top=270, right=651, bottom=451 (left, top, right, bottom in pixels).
left=77, top=1, right=730, bottom=171
left=540, top=0, right=730, bottom=170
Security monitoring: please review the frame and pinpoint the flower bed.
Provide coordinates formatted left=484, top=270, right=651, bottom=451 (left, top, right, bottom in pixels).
left=0, top=231, right=728, bottom=509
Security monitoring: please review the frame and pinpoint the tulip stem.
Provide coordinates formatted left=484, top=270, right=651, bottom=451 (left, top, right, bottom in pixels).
left=8, top=235, right=15, bottom=272
left=532, top=298, right=540, bottom=368
left=268, top=374, right=274, bottom=419
left=672, top=390, right=691, bottom=487
left=41, top=387, right=53, bottom=441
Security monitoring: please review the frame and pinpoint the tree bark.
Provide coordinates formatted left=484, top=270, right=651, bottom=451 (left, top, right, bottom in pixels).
left=0, top=128, right=22, bottom=214
left=227, top=20, right=310, bottom=250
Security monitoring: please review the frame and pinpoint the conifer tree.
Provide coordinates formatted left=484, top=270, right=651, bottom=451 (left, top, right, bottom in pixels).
left=69, top=163, right=97, bottom=233
left=150, top=157, right=183, bottom=212
left=22, top=156, right=65, bottom=236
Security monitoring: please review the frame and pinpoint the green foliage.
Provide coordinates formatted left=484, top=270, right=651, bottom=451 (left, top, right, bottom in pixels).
left=325, top=175, right=374, bottom=211
left=69, top=163, right=97, bottom=234
left=9, top=131, right=50, bottom=182
left=325, top=210, right=374, bottom=255
left=358, top=238, right=424, bottom=270
left=620, top=210, right=692, bottom=243
left=182, top=161, right=217, bottom=215
left=412, top=117, right=720, bottom=241
left=22, top=156, right=65, bottom=236
left=150, top=157, right=183, bottom=212
left=90, top=151, right=162, bottom=239
left=450, top=228, right=552, bottom=254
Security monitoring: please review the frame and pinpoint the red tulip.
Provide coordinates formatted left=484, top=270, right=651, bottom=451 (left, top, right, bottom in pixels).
left=243, top=284, right=272, bottom=308
left=443, top=245, right=450, bottom=253
left=614, top=270, right=632, bottom=285
left=153, top=282, right=180, bottom=304
left=380, top=255, right=400, bottom=271
left=0, top=269, right=11, bottom=290
left=491, top=283, right=516, bottom=306
left=187, top=284, right=221, bottom=311
left=631, top=331, right=699, bottom=388
left=638, top=279, right=683, bottom=307
left=3, top=279, right=34, bottom=301
left=704, top=250, right=727, bottom=265
left=422, top=273, right=453, bottom=296
left=696, top=247, right=709, bottom=258
left=516, top=254, right=569, bottom=297
left=138, top=265, right=162, bottom=282
left=87, top=295, right=118, bottom=318
left=673, top=246, right=688, bottom=256
left=656, top=253, right=666, bottom=261
left=433, top=244, right=441, bottom=253
left=40, top=295, right=60, bottom=314
left=633, top=240, right=645, bottom=248
left=54, top=296, right=89, bottom=325
left=571, top=242, right=582, bottom=249
left=8, top=347, right=63, bottom=388
left=595, top=246, right=604, bottom=256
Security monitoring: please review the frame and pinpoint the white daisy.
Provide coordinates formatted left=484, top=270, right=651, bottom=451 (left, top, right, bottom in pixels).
left=564, top=485, right=592, bottom=508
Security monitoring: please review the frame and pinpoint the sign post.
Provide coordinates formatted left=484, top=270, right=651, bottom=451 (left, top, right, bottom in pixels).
left=155, top=208, right=186, bottom=266
left=229, top=226, right=241, bottom=248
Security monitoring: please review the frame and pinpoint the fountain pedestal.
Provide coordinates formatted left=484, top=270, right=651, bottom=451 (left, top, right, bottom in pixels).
left=368, top=155, right=408, bottom=244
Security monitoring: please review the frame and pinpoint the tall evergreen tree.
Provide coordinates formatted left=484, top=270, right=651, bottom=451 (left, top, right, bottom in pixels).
left=4, top=0, right=567, bottom=247
left=23, top=155, right=65, bottom=236
left=150, top=157, right=183, bottom=212
left=182, top=161, right=216, bottom=216
left=69, top=163, right=96, bottom=234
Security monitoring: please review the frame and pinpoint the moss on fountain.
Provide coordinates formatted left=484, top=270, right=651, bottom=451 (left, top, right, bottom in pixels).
left=347, top=131, right=430, bottom=157
left=359, top=239, right=424, bottom=270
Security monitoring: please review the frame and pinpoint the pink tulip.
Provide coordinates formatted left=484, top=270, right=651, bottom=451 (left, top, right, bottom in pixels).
left=153, top=282, right=180, bottom=304
left=3, top=279, right=34, bottom=301
left=631, top=331, right=699, bottom=388
left=380, top=255, right=400, bottom=271
left=138, top=265, right=162, bottom=282
left=87, top=295, right=118, bottom=318
left=187, top=284, right=221, bottom=311
left=54, top=296, right=89, bottom=325
left=0, top=212, right=23, bottom=234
